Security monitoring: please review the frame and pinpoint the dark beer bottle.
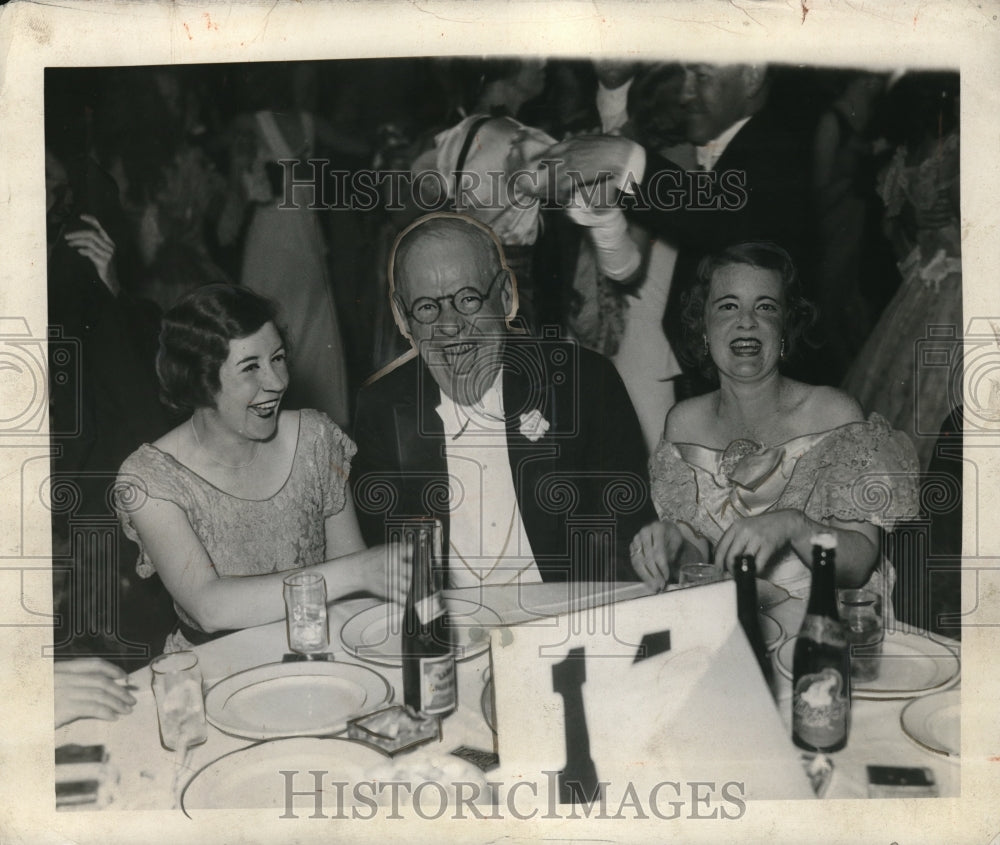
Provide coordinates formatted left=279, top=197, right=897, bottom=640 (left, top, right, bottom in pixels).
left=792, top=533, right=851, bottom=752
left=401, top=519, right=457, bottom=717
left=734, top=554, right=774, bottom=687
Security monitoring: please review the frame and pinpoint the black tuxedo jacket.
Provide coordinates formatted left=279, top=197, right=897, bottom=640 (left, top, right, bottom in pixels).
left=351, top=337, right=655, bottom=583
left=628, top=107, right=812, bottom=386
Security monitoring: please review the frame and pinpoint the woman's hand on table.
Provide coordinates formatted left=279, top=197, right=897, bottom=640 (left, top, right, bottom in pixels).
left=712, top=510, right=806, bottom=573
left=356, top=541, right=413, bottom=605
left=629, top=520, right=685, bottom=593
left=54, top=658, right=136, bottom=728
left=713, top=510, right=881, bottom=588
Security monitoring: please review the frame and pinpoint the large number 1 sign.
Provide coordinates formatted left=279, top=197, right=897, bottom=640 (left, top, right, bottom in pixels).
left=551, top=630, right=673, bottom=805
left=551, top=646, right=601, bottom=805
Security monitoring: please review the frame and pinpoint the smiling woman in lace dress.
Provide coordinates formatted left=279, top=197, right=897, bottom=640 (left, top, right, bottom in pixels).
left=628, top=243, right=919, bottom=610
left=114, top=285, right=408, bottom=652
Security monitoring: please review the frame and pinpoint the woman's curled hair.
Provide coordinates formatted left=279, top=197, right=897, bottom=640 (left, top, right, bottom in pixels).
left=680, top=242, right=817, bottom=380
left=156, top=283, right=287, bottom=413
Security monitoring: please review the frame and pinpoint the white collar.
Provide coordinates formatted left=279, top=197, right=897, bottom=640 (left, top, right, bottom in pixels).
left=695, top=115, right=752, bottom=170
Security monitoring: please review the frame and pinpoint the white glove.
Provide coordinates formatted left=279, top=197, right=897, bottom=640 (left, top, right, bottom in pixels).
left=566, top=199, right=640, bottom=281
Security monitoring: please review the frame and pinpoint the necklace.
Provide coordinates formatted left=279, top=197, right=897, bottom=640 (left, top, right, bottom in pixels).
left=189, top=417, right=260, bottom=469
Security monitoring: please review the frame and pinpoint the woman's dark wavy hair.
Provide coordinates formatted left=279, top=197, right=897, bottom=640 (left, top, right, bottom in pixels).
left=156, top=284, right=288, bottom=414
left=680, top=242, right=817, bottom=381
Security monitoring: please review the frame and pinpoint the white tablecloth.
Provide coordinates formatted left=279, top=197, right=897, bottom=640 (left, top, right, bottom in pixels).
left=765, top=592, right=960, bottom=798
left=55, top=581, right=959, bottom=809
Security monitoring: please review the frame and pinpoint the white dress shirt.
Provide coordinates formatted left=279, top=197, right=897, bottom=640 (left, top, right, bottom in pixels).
left=435, top=371, right=543, bottom=588
left=695, top=116, right=752, bottom=171
left=596, top=78, right=633, bottom=134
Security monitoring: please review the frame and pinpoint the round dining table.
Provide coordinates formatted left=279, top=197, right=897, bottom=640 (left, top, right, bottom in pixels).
left=54, top=579, right=959, bottom=811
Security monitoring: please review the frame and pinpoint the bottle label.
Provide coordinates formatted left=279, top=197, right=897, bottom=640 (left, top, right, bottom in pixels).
left=793, top=667, right=848, bottom=748
left=414, top=593, right=445, bottom=626
left=418, top=653, right=456, bottom=714
left=798, top=615, right=847, bottom=648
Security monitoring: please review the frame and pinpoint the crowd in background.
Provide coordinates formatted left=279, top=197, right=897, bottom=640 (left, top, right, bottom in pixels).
left=44, top=58, right=963, bottom=667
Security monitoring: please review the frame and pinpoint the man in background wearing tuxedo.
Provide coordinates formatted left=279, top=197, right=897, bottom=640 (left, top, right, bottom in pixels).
left=536, top=63, right=813, bottom=396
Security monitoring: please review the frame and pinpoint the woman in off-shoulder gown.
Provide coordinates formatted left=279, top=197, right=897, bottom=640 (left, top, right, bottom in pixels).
left=648, top=414, right=917, bottom=603
left=627, top=242, right=919, bottom=614
left=842, top=74, right=961, bottom=472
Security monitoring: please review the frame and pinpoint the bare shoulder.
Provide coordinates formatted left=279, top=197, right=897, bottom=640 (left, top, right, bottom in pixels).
left=276, top=409, right=302, bottom=450
left=663, top=393, right=717, bottom=443
left=793, top=383, right=865, bottom=429
left=151, top=420, right=190, bottom=458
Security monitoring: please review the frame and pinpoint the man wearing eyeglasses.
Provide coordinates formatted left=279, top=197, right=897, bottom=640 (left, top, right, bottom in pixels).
left=351, top=213, right=655, bottom=586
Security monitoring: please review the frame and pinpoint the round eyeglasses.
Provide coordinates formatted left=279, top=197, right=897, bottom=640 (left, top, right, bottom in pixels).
left=403, top=270, right=505, bottom=325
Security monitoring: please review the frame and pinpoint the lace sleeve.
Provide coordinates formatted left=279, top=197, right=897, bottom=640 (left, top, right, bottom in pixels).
left=649, top=440, right=700, bottom=525
left=779, top=414, right=920, bottom=529
left=305, top=410, right=358, bottom=518
left=113, top=446, right=194, bottom=578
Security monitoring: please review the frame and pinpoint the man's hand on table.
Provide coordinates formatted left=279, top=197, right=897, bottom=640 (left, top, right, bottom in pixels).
left=54, top=658, right=136, bottom=728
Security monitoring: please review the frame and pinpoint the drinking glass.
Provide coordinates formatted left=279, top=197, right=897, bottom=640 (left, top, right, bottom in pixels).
left=283, top=571, right=329, bottom=654
left=838, top=588, right=883, bottom=682
left=151, top=651, right=208, bottom=752
left=678, top=562, right=723, bottom=587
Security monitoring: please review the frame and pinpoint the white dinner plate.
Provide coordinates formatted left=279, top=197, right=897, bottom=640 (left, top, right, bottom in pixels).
left=760, top=613, right=784, bottom=651
left=481, top=678, right=496, bottom=734
left=901, top=689, right=960, bottom=758
left=182, top=736, right=387, bottom=813
left=204, top=661, right=392, bottom=741
left=775, top=628, right=960, bottom=699
left=757, top=579, right=791, bottom=611
left=183, top=737, right=493, bottom=814
left=340, top=599, right=503, bottom=666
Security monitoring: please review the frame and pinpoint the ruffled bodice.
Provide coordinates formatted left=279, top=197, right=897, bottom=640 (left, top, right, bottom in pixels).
left=878, top=130, right=961, bottom=287
left=114, top=410, right=356, bottom=628
left=878, top=132, right=959, bottom=228
left=650, top=414, right=919, bottom=596
left=843, top=133, right=961, bottom=472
